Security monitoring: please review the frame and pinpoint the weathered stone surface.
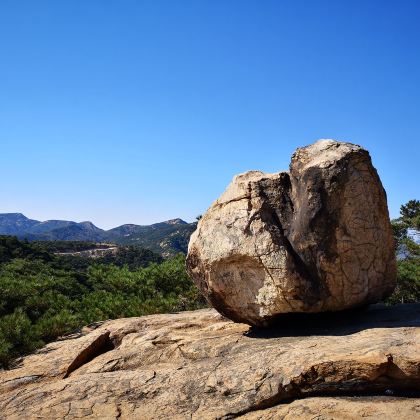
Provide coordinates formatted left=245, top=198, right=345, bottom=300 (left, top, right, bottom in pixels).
left=240, top=396, right=420, bottom=419
left=0, top=304, right=419, bottom=419
left=187, top=139, right=396, bottom=326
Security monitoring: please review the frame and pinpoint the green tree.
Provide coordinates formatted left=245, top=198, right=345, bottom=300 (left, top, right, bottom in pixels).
left=387, top=199, right=420, bottom=305
left=0, top=309, right=42, bottom=367
left=401, top=199, right=420, bottom=220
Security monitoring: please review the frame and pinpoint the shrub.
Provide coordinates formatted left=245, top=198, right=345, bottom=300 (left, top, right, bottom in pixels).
left=0, top=309, right=42, bottom=367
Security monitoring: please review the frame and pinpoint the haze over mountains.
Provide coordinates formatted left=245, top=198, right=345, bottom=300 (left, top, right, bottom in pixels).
left=0, top=213, right=196, bottom=257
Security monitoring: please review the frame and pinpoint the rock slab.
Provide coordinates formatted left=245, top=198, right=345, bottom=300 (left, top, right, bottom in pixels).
left=0, top=304, right=419, bottom=419
left=187, top=139, right=396, bottom=326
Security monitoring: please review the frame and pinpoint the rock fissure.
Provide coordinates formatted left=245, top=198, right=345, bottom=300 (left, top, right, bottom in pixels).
left=259, top=195, right=325, bottom=302
left=225, top=358, right=420, bottom=419
left=63, top=331, right=115, bottom=379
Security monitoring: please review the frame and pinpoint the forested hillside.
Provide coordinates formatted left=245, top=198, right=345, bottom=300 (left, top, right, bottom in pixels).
left=0, top=237, right=206, bottom=368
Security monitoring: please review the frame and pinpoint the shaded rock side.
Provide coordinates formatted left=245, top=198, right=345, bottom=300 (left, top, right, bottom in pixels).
left=0, top=304, right=419, bottom=419
left=187, top=139, right=396, bottom=326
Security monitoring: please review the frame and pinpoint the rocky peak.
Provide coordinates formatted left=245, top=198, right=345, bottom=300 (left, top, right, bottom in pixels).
left=0, top=212, right=28, bottom=220
left=165, top=218, right=188, bottom=225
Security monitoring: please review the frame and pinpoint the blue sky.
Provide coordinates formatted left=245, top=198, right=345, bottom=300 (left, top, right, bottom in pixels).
left=0, top=0, right=419, bottom=229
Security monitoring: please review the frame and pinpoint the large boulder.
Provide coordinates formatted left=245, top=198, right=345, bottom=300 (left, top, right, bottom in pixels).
left=186, top=139, right=396, bottom=326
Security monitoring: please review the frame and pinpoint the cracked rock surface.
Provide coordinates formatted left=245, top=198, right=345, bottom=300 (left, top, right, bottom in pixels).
left=0, top=304, right=419, bottom=419
left=187, top=139, right=396, bottom=326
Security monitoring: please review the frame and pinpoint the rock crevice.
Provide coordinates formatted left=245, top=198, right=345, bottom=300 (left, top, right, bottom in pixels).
left=63, top=331, right=115, bottom=378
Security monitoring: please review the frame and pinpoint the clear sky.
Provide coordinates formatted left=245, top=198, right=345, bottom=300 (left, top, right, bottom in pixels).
left=0, top=0, right=419, bottom=229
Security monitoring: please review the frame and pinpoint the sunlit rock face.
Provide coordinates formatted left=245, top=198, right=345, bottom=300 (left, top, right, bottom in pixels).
left=186, top=140, right=396, bottom=326
left=1, top=306, right=419, bottom=418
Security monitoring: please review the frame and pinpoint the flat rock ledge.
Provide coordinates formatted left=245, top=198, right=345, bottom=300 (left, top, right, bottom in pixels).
left=1, top=304, right=419, bottom=419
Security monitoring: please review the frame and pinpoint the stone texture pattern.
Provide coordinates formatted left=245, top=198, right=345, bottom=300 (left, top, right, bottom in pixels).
left=187, top=139, right=396, bottom=326
left=0, top=304, right=419, bottom=419
left=241, top=396, right=420, bottom=419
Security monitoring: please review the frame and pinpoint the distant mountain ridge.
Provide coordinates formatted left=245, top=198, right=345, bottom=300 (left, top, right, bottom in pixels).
left=0, top=213, right=196, bottom=257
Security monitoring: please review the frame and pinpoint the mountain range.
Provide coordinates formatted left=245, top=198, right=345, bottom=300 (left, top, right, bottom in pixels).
left=0, top=213, right=197, bottom=257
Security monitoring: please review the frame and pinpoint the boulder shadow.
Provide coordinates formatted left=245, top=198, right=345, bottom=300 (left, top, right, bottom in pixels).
left=244, top=303, right=420, bottom=338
